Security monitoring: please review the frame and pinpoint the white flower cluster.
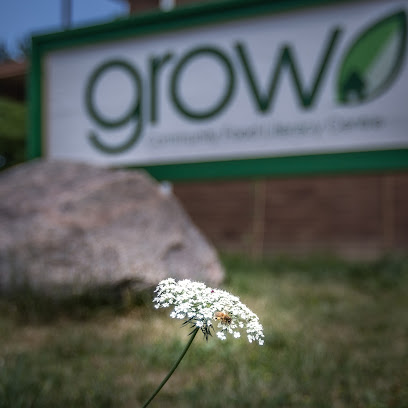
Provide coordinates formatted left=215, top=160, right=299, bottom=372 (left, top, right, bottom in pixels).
left=153, top=278, right=264, bottom=345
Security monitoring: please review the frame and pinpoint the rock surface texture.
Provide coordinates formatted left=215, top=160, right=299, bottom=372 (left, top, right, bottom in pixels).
left=0, top=160, right=224, bottom=297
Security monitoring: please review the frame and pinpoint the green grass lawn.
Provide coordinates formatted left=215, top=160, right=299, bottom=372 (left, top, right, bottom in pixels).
left=0, top=254, right=407, bottom=407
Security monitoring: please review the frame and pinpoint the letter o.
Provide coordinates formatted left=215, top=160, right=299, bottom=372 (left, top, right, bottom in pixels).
left=171, top=47, right=235, bottom=120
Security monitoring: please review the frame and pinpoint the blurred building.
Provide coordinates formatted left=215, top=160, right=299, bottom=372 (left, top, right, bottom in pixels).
left=121, top=0, right=408, bottom=257
left=117, top=0, right=408, bottom=258
left=1, top=0, right=407, bottom=258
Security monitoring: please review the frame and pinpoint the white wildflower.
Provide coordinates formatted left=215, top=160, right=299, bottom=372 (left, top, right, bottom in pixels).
left=153, top=278, right=264, bottom=345
left=217, top=331, right=227, bottom=340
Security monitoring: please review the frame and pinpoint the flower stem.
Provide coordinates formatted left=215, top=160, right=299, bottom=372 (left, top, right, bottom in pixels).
left=141, top=327, right=199, bottom=408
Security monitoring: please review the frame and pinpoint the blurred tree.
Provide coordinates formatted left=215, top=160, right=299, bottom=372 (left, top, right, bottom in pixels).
left=17, top=36, right=31, bottom=59
left=0, top=97, right=27, bottom=170
left=0, top=42, right=13, bottom=63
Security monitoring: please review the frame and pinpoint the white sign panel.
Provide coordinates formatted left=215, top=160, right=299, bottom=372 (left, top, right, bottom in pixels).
left=43, top=0, right=408, bottom=170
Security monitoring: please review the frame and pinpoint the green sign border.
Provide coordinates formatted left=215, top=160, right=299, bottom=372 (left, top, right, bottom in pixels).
left=29, top=0, right=408, bottom=181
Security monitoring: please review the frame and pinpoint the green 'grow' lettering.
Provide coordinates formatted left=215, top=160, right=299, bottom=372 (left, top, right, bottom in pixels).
left=235, top=28, right=342, bottom=112
left=149, top=53, right=173, bottom=124
left=85, top=59, right=144, bottom=154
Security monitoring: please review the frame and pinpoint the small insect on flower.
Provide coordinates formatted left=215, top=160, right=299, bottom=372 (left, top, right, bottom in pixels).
left=214, top=311, right=232, bottom=325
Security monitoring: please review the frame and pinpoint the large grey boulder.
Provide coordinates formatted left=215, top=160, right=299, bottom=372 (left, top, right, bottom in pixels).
left=0, top=160, right=224, bottom=297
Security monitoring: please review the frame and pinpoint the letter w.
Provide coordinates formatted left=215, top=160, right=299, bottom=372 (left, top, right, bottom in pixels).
left=235, top=28, right=341, bottom=111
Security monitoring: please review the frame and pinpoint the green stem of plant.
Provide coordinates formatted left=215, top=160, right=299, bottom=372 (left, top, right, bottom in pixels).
left=141, top=327, right=199, bottom=408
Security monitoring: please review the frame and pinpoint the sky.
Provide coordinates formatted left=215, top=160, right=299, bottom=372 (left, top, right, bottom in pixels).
left=0, top=0, right=128, bottom=57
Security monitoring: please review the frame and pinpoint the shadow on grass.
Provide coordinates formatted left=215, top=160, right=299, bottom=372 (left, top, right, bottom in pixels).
left=0, top=285, right=154, bottom=324
left=221, top=252, right=408, bottom=291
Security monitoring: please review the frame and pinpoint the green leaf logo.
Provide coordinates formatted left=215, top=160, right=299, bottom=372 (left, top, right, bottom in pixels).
left=337, top=10, right=407, bottom=104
